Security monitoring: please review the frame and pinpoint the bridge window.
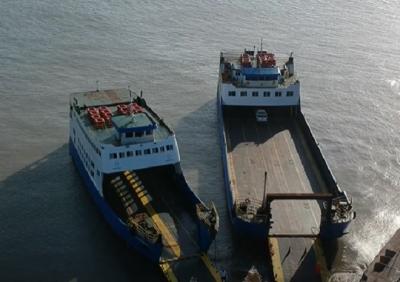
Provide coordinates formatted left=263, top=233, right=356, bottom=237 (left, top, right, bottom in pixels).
left=135, top=131, right=144, bottom=137
left=144, top=149, right=151, bottom=155
left=252, top=91, right=259, bottom=97
left=126, top=132, right=133, bottom=138
left=127, top=151, right=134, bottom=157
left=240, top=91, right=247, bottom=97
left=109, top=153, right=117, bottom=159
left=152, top=148, right=159, bottom=154
left=135, top=150, right=142, bottom=156
left=263, top=91, right=270, bottom=97
left=275, top=91, right=282, bottom=97
left=160, top=146, right=165, bottom=152
left=287, top=91, right=294, bottom=97
left=228, top=91, right=236, bottom=96
left=166, top=145, right=173, bottom=151
left=119, top=152, right=125, bottom=158
left=146, top=130, right=152, bottom=135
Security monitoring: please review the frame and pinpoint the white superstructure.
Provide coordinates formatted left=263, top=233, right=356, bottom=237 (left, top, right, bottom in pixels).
left=218, top=50, right=300, bottom=107
left=69, top=89, right=180, bottom=194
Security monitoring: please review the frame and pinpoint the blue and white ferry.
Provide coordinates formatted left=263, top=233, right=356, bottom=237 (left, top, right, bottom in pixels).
left=217, top=49, right=355, bottom=241
left=69, top=88, right=220, bottom=279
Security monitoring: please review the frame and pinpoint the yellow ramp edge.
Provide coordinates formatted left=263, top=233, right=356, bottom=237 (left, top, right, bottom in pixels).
left=268, top=238, right=284, bottom=282
left=159, top=262, right=178, bottom=282
left=124, top=171, right=181, bottom=258
left=200, top=254, right=222, bottom=282
left=313, top=238, right=330, bottom=282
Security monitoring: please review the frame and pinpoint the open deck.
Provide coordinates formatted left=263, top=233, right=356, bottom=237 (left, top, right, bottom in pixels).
left=224, top=107, right=329, bottom=281
left=105, top=167, right=220, bottom=281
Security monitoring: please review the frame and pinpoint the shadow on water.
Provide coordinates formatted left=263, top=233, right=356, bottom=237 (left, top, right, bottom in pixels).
left=175, top=99, right=273, bottom=281
left=0, top=144, right=161, bottom=282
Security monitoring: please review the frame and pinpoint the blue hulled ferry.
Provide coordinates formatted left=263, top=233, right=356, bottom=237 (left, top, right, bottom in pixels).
left=69, top=88, right=220, bottom=281
left=217, top=49, right=356, bottom=280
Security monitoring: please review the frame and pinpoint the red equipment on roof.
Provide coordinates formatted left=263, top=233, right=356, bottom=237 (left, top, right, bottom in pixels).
left=257, top=51, right=276, bottom=68
left=240, top=53, right=252, bottom=68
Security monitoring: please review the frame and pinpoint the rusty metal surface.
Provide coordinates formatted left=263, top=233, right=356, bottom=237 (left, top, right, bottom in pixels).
left=225, top=113, right=328, bottom=281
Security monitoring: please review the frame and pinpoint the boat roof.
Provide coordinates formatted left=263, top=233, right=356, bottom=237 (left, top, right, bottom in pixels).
left=220, top=51, right=298, bottom=87
left=70, top=88, right=172, bottom=146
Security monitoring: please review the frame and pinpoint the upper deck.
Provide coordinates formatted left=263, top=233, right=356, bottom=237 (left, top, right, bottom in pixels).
left=70, top=89, right=172, bottom=146
left=220, top=51, right=298, bottom=89
left=69, top=89, right=180, bottom=174
left=218, top=51, right=300, bottom=107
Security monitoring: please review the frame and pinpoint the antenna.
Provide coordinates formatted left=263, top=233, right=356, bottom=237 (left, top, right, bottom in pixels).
left=140, top=90, right=143, bottom=98
left=260, top=38, right=263, bottom=51
left=96, top=80, right=99, bottom=92
left=128, top=86, right=135, bottom=122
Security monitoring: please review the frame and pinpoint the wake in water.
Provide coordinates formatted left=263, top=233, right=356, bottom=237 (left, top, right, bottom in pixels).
left=329, top=207, right=400, bottom=282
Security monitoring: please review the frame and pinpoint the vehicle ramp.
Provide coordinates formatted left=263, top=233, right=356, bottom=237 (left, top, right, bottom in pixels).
left=122, top=171, right=221, bottom=282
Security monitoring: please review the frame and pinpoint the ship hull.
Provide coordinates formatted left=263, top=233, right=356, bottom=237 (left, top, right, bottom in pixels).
left=69, top=139, right=163, bottom=263
left=217, top=91, right=351, bottom=240
left=70, top=138, right=217, bottom=263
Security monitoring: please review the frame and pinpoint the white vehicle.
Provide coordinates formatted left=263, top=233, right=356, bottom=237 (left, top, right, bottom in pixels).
left=255, top=109, right=268, bottom=123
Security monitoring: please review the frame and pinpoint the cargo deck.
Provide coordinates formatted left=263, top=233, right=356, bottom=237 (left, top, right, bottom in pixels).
left=122, top=168, right=221, bottom=281
left=224, top=108, right=329, bottom=281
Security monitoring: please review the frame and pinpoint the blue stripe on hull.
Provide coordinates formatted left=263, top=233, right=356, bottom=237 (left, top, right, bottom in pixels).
left=320, top=221, right=351, bottom=240
left=69, top=139, right=162, bottom=263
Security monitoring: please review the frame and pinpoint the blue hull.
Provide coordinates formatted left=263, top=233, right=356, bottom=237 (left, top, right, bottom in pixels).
left=70, top=139, right=217, bottom=262
left=69, top=139, right=162, bottom=263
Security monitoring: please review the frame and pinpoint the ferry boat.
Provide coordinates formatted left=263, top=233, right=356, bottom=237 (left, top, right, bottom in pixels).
left=217, top=49, right=356, bottom=280
left=69, top=88, right=220, bottom=280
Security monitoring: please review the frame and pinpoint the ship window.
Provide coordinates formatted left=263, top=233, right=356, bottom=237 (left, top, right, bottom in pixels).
left=252, top=91, right=259, bottom=97
left=90, top=170, right=94, bottom=177
left=127, top=151, right=134, bottom=157
left=144, top=149, right=151, bottom=155
left=126, top=132, right=133, bottom=138
left=73, top=128, right=76, bottom=136
left=91, top=161, right=94, bottom=168
left=152, top=148, right=159, bottom=154
left=228, top=91, right=236, bottom=97
left=287, top=91, right=294, bottom=97
left=96, top=170, right=100, bottom=176
left=166, top=145, right=173, bottom=151
left=135, top=131, right=144, bottom=137
left=135, top=150, right=142, bottom=156
left=240, top=91, right=247, bottom=97
left=109, top=153, right=117, bottom=159
left=119, top=152, right=125, bottom=158
left=160, top=146, right=165, bottom=152
left=275, top=91, right=282, bottom=97
left=263, top=91, right=270, bottom=97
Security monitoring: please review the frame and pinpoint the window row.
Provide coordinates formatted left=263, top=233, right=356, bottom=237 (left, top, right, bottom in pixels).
left=125, top=130, right=152, bottom=138
left=76, top=137, right=98, bottom=179
left=75, top=120, right=102, bottom=156
left=228, top=91, right=294, bottom=97
left=109, top=144, right=174, bottom=159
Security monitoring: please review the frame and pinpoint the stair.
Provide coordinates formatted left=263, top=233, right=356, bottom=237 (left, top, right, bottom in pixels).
left=110, top=175, right=138, bottom=217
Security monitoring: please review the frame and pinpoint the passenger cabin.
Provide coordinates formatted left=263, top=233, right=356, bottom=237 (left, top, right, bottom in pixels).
left=69, top=89, right=180, bottom=187
left=219, top=50, right=299, bottom=107
left=112, top=111, right=157, bottom=145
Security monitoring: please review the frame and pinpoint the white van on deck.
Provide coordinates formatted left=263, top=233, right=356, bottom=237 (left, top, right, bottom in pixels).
left=255, top=109, right=268, bottom=123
